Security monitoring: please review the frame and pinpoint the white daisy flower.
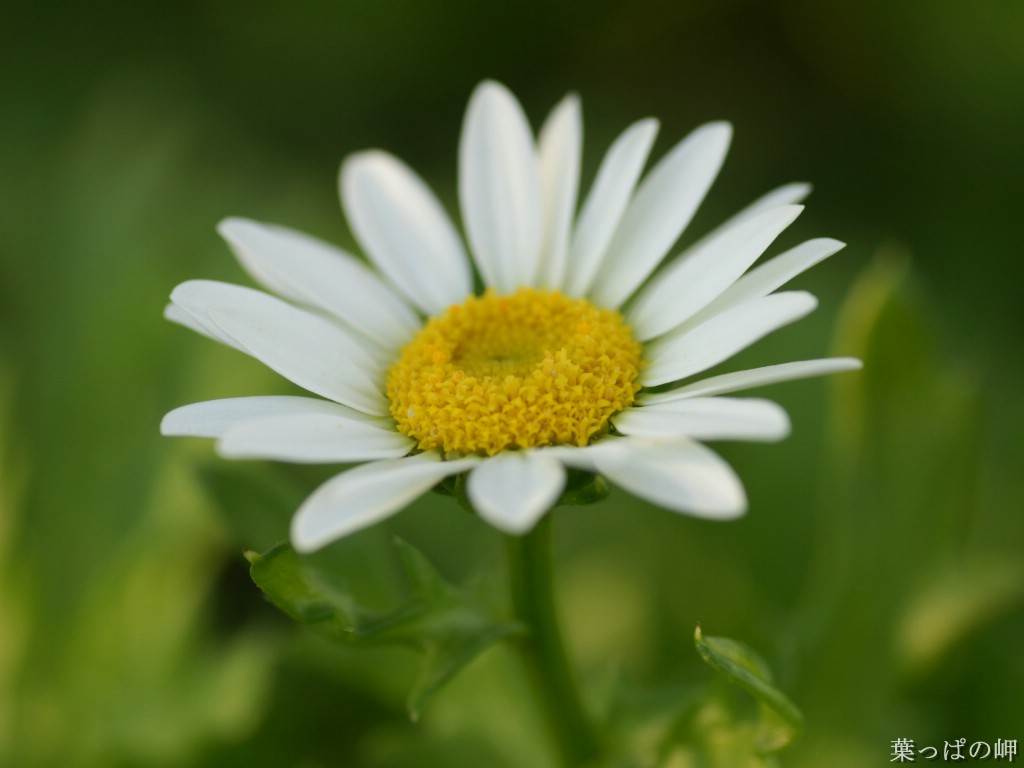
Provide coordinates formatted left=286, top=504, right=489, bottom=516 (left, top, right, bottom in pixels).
left=162, top=80, right=860, bottom=552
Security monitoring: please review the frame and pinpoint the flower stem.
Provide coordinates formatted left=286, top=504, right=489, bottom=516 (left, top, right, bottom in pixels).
left=506, top=515, right=601, bottom=767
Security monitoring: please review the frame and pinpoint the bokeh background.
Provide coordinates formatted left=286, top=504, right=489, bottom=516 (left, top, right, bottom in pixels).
left=2, top=1, right=1022, bottom=766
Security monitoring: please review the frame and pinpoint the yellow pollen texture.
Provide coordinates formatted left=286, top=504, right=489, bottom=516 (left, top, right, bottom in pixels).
left=386, top=288, right=643, bottom=456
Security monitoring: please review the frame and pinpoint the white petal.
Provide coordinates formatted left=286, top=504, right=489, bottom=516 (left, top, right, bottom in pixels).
left=537, top=445, right=599, bottom=472
left=640, top=358, right=863, bottom=404
left=218, top=413, right=412, bottom=463
left=564, top=118, right=659, bottom=297
left=165, top=302, right=243, bottom=351
left=590, top=122, right=732, bottom=308
left=166, top=288, right=252, bottom=353
left=466, top=451, right=566, bottom=534
left=627, top=205, right=804, bottom=341
left=291, top=453, right=480, bottom=552
left=681, top=238, right=845, bottom=333
left=171, top=280, right=386, bottom=379
left=170, top=281, right=388, bottom=415
left=218, top=217, right=420, bottom=349
left=614, top=397, right=791, bottom=442
left=340, top=151, right=472, bottom=315
left=168, top=279, right=271, bottom=351
left=536, top=94, right=582, bottom=290
left=588, top=438, right=746, bottom=519
left=684, top=182, right=812, bottom=256
left=458, top=80, right=543, bottom=292
left=642, top=291, right=818, bottom=387
left=161, top=396, right=372, bottom=438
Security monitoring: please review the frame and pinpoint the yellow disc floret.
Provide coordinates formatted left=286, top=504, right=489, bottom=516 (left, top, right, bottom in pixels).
left=386, top=288, right=642, bottom=456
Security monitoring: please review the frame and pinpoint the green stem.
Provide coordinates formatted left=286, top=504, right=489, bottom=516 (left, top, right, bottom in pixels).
left=506, top=515, right=602, bottom=767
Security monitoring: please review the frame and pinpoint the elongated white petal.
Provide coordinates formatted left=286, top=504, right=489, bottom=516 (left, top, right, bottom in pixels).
left=537, top=445, right=599, bottom=472
left=628, top=205, right=804, bottom=341
left=161, top=395, right=374, bottom=438
left=640, top=357, right=863, bottom=404
left=564, top=118, right=659, bottom=297
left=642, top=291, right=818, bottom=387
left=681, top=238, right=845, bottom=333
left=684, top=182, right=812, bottom=256
left=168, top=280, right=271, bottom=351
left=291, top=453, right=480, bottom=551
left=164, top=302, right=243, bottom=351
left=536, top=94, right=582, bottom=290
left=166, top=285, right=256, bottom=353
left=341, top=151, right=472, bottom=315
left=614, top=397, right=790, bottom=442
left=218, top=413, right=412, bottom=463
left=218, top=217, right=420, bottom=349
left=588, top=438, right=746, bottom=519
left=170, top=281, right=387, bottom=415
left=591, top=122, right=732, bottom=308
left=466, top=451, right=566, bottom=534
left=171, top=280, right=385, bottom=376
left=459, top=80, right=543, bottom=292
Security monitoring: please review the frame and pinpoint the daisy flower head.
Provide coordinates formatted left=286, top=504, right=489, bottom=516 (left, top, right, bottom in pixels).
left=162, top=80, right=860, bottom=552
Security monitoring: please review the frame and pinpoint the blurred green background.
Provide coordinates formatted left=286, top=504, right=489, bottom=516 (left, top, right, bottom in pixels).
left=2, top=1, right=1022, bottom=766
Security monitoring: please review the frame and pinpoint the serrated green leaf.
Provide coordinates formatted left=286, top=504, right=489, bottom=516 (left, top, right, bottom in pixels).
left=247, top=542, right=356, bottom=638
left=694, top=625, right=803, bottom=754
left=248, top=538, right=523, bottom=719
left=407, top=622, right=524, bottom=721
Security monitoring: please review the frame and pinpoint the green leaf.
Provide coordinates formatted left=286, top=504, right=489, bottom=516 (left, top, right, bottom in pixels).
left=694, top=625, right=803, bottom=754
left=246, top=542, right=356, bottom=635
left=248, top=538, right=523, bottom=719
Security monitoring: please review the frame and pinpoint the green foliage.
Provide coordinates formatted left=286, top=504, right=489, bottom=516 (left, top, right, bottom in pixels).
left=195, top=462, right=309, bottom=552
left=783, top=252, right=1024, bottom=762
left=248, top=538, right=523, bottom=720
left=694, top=626, right=802, bottom=757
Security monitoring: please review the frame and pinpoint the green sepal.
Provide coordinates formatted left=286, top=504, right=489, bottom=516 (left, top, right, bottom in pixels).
left=247, top=538, right=523, bottom=719
left=694, top=625, right=803, bottom=754
left=433, top=466, right=609, bottom=512
left=432, top=474, right=457, bottom=498
left=430, top=472, right=475, bottom=514
left=556, top=469, right=609, bottom=506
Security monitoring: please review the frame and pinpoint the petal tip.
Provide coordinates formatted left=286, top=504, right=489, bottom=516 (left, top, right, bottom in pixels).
left=789, top=181, right=813, bottom=200
left=558, top=91, right=582, bottom=118
left=290, top=531, right=323, bottom=555
left=158, top=410, right=179, bottom=436
left=717, top=501, right=747, bottom=520
left=468, top=79, right=517, bottom=114
left=340, top=150, right=386, bottom=193
left=216, top=216, right=252, bottom=239
left=702, top=120, right=734, bottom=144
left=290, top=506, right=330, bottom=554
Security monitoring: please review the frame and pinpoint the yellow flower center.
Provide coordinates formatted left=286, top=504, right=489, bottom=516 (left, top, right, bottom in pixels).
left=386, top=288, right=643, bottom=456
